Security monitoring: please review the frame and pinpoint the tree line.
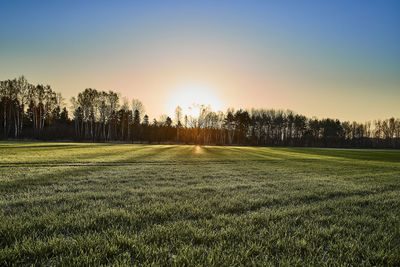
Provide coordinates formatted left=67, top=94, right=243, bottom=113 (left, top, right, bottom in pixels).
left=1, top=76, right=399, bottom=148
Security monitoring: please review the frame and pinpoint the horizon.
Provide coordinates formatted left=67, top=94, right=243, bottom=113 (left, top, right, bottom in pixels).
left=1, top=1, right=399, bottom=122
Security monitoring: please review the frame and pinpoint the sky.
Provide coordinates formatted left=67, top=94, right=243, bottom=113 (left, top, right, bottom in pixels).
left=1, top=0, right=399, bottom=122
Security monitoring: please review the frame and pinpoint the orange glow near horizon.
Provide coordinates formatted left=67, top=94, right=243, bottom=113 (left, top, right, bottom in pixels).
left=167, top=85, right=225, bottom=118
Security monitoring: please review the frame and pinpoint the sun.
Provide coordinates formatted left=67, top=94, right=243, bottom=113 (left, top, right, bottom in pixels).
left=167, top=85, right=224, bottom=118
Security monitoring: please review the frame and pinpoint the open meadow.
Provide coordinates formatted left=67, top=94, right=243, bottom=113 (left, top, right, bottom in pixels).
left=0, top=142, right=399, bottom=266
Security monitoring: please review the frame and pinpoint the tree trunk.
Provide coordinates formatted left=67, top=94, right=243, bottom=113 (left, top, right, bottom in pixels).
left=3, top=103, right=7, bottom=137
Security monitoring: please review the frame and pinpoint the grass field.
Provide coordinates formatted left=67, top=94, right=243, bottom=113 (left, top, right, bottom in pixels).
left=0, top=142, right=399, bottom=266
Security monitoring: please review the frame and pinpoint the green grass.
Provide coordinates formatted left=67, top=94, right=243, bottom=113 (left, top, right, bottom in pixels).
left=0, top=142, right=399, bottom=266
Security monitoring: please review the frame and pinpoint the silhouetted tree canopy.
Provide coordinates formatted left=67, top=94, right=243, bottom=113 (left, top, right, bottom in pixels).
left=1, top=76, right=399, bottom=148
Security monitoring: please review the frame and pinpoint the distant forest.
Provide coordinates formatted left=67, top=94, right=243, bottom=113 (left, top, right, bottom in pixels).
left=1, top=76, right=399, bottom=148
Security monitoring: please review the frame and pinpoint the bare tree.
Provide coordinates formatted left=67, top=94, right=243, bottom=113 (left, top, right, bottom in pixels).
left=174, top=106, right=183, bottom=141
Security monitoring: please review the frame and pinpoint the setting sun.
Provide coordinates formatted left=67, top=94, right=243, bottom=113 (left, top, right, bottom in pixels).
left=167, top=85, right=224, bottom=117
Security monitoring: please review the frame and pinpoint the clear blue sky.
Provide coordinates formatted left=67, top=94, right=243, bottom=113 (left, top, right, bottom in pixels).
left=1, top=0, right=399, bottom=121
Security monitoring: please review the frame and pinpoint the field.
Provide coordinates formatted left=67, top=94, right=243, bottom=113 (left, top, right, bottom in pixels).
left=0, top=142, right=399, bottom=266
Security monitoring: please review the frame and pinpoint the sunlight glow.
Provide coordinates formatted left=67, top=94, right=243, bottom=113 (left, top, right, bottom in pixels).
left=167, top=85, right=224, bottom=118
left=194, top=145, right=203, bottom=154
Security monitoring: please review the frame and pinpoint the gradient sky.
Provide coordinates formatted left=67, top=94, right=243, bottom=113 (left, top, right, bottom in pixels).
left=1, top=0, right=399, bottom=122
